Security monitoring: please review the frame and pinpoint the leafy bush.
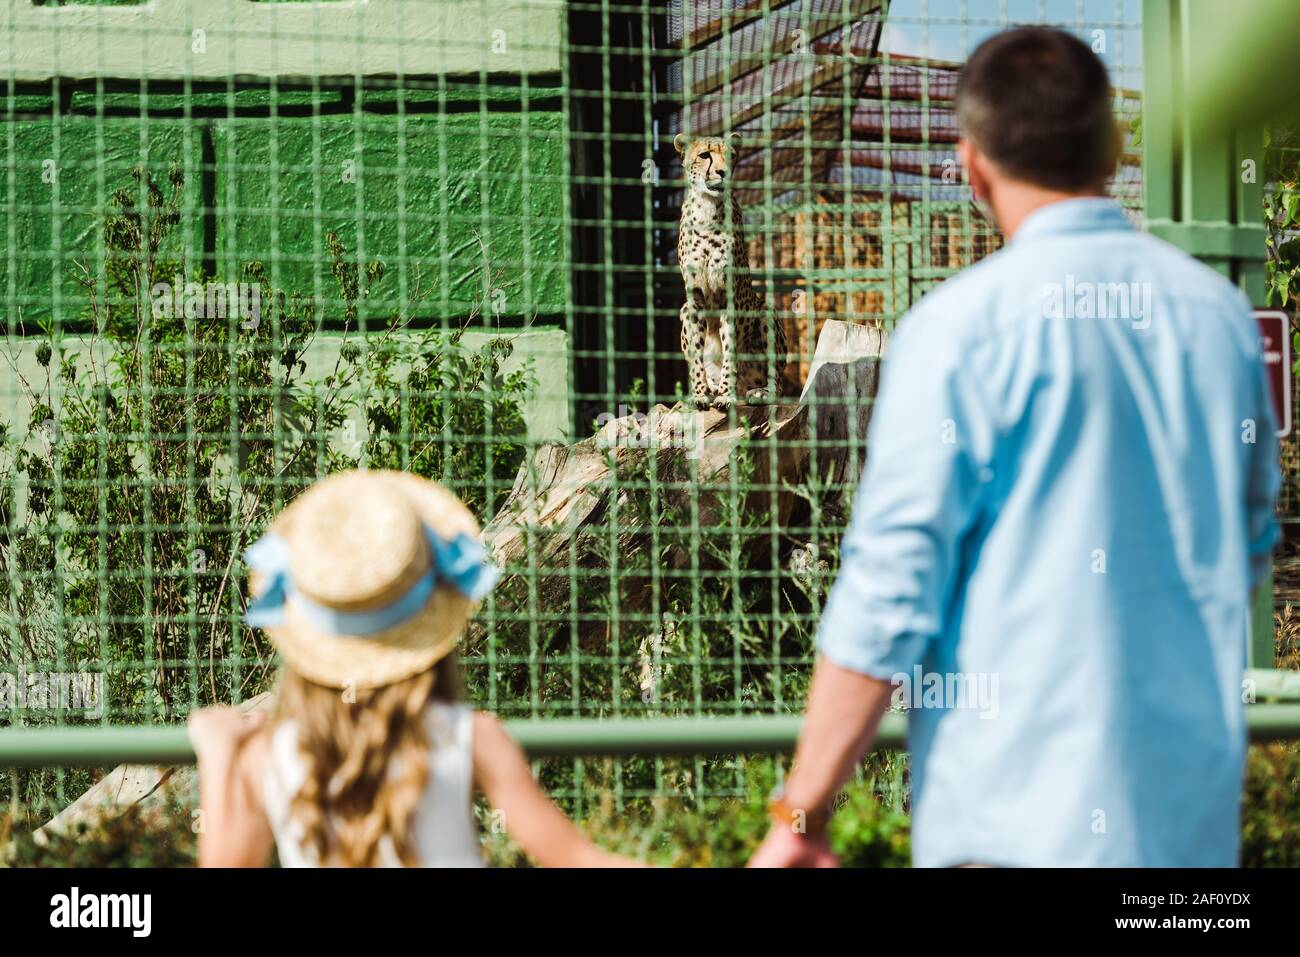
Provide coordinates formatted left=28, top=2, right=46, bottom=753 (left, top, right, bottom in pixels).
left=1241, top=741, right=1300, bottom=867
left=0, top=165, right=531, bottom=824
left=481, top=755, right=908, bottom=868
left=478, top=422, right=850, bottom=717
left=4, top=799, right=196, bottom=868
left=10, top=740, right=1294, bottom=868
left=1265, top=126, right=1300, bottom=332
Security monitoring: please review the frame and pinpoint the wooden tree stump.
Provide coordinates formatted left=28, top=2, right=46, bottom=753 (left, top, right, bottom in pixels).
left=472, top=319, right=889, bottom=654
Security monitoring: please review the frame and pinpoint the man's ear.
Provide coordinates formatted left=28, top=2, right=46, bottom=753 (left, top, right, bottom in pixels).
left=957, top=138, right=974, bottom=179
left=1103, top=118, right=1122, bottom=181
left=673, top=133, right=688, bottom=156
left=958, top=139, right=986, bottom=199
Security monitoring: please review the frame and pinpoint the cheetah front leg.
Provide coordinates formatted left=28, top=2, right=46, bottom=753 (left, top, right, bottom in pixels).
left=736, top=309, right=780, bottom=405
left=680, top=298, right=714, bottom=409
left=714, top=311, right=736, bottom=408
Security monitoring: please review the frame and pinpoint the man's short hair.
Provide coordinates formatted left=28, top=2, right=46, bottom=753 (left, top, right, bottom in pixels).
left=955, top=27, right=1119, bottom=191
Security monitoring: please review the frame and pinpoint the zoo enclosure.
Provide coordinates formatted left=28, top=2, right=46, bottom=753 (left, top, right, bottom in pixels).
left=0, top=0, right=1293, bottom=829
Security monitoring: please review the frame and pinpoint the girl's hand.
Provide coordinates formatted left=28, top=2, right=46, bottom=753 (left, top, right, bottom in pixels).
left=189, top=706, right=274, bottom=867
left=748, top=824, right=839, bottom=868
left=188, top=706, right=266, bottom=761
left=473, top=712, right=645, bottom=868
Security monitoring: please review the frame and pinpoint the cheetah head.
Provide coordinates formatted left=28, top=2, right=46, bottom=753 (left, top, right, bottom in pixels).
left=674, top=133, right=741, bottom=200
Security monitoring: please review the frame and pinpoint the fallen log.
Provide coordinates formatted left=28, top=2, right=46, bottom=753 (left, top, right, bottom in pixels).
left=471, top=319, right=888, bottom=655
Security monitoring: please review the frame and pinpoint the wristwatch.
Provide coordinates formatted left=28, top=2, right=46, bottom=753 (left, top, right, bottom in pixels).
left=768, top=785, right=830, bottom=837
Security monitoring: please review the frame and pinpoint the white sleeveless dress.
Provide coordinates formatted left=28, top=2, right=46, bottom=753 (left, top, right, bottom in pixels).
left=261, top=701, right=484, bottom=867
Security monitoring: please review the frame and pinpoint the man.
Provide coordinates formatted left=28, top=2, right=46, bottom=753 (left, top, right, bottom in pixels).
left=751, top=27, right=1279, bottom=867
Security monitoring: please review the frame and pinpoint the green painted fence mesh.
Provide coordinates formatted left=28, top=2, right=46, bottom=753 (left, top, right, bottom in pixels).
left=0, top=0, right=1152, bottom=839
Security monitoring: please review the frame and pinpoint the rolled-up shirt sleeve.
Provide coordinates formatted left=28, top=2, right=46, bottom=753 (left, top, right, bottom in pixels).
left=817, top=314, right=995, bottom=680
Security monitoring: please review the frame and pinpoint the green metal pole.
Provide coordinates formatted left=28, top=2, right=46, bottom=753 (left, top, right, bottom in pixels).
left=4, top=707, right=1300, bottom=768
left=1251, top=573, right=1276, bottom=669
left=1244, top=666, right=1300, bottom=701
left=1243, top=703, right=1300, bottom=741
left=4, top=714, right=877, bottom=767
left=1143, top=0, right=1275, bottom=668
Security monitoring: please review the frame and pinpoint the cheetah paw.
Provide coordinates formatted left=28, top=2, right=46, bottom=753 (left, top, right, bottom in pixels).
left=693, top=394, right=732, bottom=411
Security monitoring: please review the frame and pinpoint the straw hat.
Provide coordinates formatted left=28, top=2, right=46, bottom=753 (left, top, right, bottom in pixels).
left=244, top=470, right=499, bottom=690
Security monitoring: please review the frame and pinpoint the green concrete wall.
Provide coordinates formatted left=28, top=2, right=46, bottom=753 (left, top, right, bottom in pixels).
left=2, top=88, right=567, bottom=326
left=1, top=0, right=569, bottom=326
left=0, top=118, right=206, bottom=322
left=0, top=1, right=573, bottom=438
left=211, top=107, right=567, bottom=320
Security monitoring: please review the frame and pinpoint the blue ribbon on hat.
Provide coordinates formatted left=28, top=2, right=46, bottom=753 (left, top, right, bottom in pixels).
left=244, top=526, right=501, bottom=637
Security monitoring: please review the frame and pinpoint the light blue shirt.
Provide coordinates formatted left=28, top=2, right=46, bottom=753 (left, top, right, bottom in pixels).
left=818, top=198, right=1279, bottom=867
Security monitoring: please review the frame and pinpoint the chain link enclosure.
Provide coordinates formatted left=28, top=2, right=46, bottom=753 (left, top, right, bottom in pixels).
left=0, top=0, right=1145, bottom=837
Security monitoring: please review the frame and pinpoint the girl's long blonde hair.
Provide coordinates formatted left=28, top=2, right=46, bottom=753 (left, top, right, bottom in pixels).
left=274, top=654, right=462, bottom=867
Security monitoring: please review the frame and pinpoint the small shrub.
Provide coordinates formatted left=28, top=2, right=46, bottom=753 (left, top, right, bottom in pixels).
left=0, top=164, right=531, bottom=823
left=4, top=801, right=196, bottom=868
left=483, top=758, right=911, bottom=868
left=1241, top=742, right=1300, bottom=867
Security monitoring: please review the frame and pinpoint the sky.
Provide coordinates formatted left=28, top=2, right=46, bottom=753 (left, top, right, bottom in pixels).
left=879, top=0, right=1143, bottom=90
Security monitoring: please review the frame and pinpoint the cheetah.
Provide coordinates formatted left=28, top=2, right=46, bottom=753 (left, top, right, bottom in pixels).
left=674, top=133, right=787, bottom=409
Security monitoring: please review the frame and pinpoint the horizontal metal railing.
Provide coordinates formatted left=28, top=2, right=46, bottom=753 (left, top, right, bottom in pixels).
left=0, top=715, right=828, bottom=767
left=2, top=704, right=1300, bottom=767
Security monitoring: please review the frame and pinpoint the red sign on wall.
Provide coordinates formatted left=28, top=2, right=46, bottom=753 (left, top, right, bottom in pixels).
left=1256, top=309, right=1292, bottom=439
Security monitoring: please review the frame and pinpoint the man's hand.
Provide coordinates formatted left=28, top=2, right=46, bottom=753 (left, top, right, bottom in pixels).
left=744, top=657, right=894, bottom=868
left=749, top=825, right=838, bottom=868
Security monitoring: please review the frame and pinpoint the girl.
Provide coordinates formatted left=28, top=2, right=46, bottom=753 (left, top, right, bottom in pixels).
left=188, top=469, right=636, bottom=867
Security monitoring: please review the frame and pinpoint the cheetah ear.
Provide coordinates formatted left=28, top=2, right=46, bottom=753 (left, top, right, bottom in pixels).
left=673, top=133, right=688, bottom=156
left=728, top=132, right=742, bottom=150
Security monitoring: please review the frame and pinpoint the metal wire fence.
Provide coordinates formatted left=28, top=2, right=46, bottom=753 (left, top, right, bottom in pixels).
left=3, top=0, right=1270, bottom=846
